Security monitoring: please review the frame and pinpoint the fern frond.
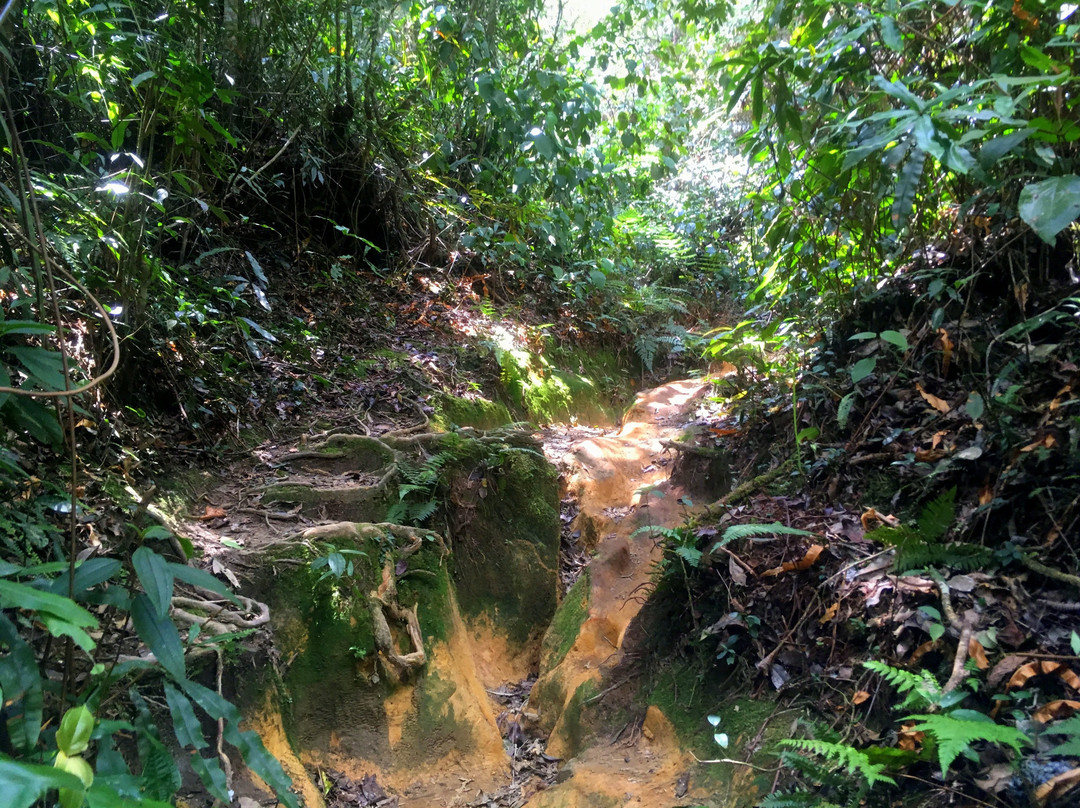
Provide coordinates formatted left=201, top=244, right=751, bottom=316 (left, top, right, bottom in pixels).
left=901, top=712, right=1031, bottom=776
left=673, top=545, right=703, bottom=567
left=760, top=791, right=841, bottom=808
left=410, top=499, right=438, bottom=523
left=918, top=489, right=956, bottom=543
left=780, top=740, right=896, bottom=787
left=863, top=661, right=941, bottom=711
left=634, top=332, right=659, bottom=372
left=714, top=522, right=814, bottom=551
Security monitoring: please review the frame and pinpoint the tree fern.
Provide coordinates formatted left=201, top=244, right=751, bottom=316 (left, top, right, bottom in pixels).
left=901, top=712, right=1030, bottom=776
left=780, top=739, right=897, bottom=787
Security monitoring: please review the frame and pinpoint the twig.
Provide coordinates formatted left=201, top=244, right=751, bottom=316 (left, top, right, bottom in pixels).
left=690, top=752, right=777, bottom=772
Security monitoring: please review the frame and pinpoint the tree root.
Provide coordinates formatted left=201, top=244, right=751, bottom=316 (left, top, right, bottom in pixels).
left=703, top=457, right=794, bottom=513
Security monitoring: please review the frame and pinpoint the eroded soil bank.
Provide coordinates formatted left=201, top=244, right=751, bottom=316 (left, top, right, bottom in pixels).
left=176, top=380, right=775, bottom=808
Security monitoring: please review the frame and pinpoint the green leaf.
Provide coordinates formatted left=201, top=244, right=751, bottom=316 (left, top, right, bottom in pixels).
left=901, top=713, right=1030, bottom=776
left=873, top=75, right=923, bottom=111
left=163, top=684, right=229, bottom=802
left=964, top=392, right=984, bottom=421
left=891, top=148, right=926, bottom=230
left=130, top=594, right=185, bottom=681
left=674, top=545, right=703, bottom=567
left=527, top=131, right=555, bottom=160
left=86, top=781, right=174, bottom=808
left=57, top=705, right=95, bottom=756
left=0, top=320, right=55, bottom=337
left=0, top=616, right=44, bottom=751
left=167, top=563, right=238, bottom=604
left=0, top=758, right=84, bottom=808
left=837, top=391, right=857, bottom=430
left=879, top=330, right=909, bottom=351
left=850, top=357, right=877, bottom=384
left=0, top=579, right=98, bottom=652
left=880, top=17, right=902, bottom=51
left=1018, top=175, right=1080, bottom=244
left=132, top=547, right=173, bottom=619
left=179, top=680, right=299, bottom=808
left=131, top=70, right=156, bottom=89
left=6, top=346, right=68, bottom=391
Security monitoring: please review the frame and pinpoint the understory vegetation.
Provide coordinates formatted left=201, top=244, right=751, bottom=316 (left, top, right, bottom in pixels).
left=1, top=0, right=1079, bottom=806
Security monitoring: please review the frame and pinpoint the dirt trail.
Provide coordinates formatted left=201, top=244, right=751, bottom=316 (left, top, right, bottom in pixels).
left=173, top=380, right=715, bottom=808
left=529, top=379, right=711, bottom=806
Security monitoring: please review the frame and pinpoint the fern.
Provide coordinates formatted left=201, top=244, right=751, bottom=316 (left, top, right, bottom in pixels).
left=634, top=331, right=659, bottom=371
left=1047, top=716, right=1080, bottom=756
left=901, top=712, right=1030, bottom=776
left=710, top=522, right=814, bottom=553
left=780, top=739, right=896, bottom=787
left=866, top=489, right=992, bottom=573
left=862, top=660, right=942, bottom=711
left=760, top=793, right=842, bottom=808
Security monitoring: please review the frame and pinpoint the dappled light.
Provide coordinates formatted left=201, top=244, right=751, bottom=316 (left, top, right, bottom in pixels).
left=2, top=0, right=1079, bottom=806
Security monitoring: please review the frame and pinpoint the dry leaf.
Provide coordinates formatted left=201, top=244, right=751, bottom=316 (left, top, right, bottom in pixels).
left=938, top=328, right=954, bottom=376
left=1049, top=383, right=1073, bottom=412
left=761, top=544, right=824, bottom=577
left=200, top=505, right=227, bottom=520
left=930, top=430, right=949, bottom=450
left=914, top=449, right=946, bottom=462
left=968, top=638, right=990, bottom=670
left=915, top=382, right=951, bottom=414
left=1020, top=433, right=1057, bottom=453
left=1034, top=766, right=1080, bottom=806
left=1032, top=700, right=1080, bottom=723
left=1006, top=660, right=1080, bottom=691
left=709, top=427, right=739, bottom=437
left=988, top=654, right=1031, bottom=689
left=852, top=690, right=870, bottom=706
left=897, top=722, right=926, bottom=752
left=819, top=602, right=839, bottom=625
left=979, top=480, right=994, bottom=506
left=728, top=554, right=748, bottom=586
left=860, top=508, right=900, bottom=530
left=909, top=639, right=938, bottom=666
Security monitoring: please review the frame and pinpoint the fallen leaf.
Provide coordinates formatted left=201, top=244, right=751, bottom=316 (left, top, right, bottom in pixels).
left=909, top=639, right=938, bottom=666
left=761, top=544, right=825, bottom=577
left=728, top=554, right=748, bottom=586
left=1007, top=660, right=1080, bottom=691
left=968, top=638, right=990, bottom=670
left=988, top=654, right=1031, bottom=689
left=914, top=449, right=947, bottom=462
left=709, top=427, right=739, bottom=437
left=852, top=690, right=870, bottom=705
left=1021, top=433, right=1057, bottom=453
left=915, top=382, right=951, bottom=414
left=1049, top=383, right=1072, bottom=413
left=1032, top=699, right=1080, bottom=723
left=819, top=602, right=839, bottom=624
left=1035, top=766, right=1080, bottom=806
left=975, top=763, right=1019, bottom=794
left=938, top=328, right=954, bottom=376
left=200, top=505, right=227, bottom=520
left=860, top=508, right=900, bottom=531
left=930, top=430, right=949, bottom=450
left=979, top=480, right=994, bottom=506
left=897, top=722, right=926, bottom=752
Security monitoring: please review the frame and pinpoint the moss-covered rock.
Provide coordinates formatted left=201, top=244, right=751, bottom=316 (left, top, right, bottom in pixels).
left=539, top=571, right=590, bottom=672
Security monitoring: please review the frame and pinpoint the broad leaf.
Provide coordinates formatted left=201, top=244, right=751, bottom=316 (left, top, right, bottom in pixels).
left=57, top=705, right=95, bottom=756
left=1018, top=175, right=1080, bottom=243
left=0, top=758, right=84, bottom=808
left=163, top=684, right=229, bottom=801
left=130, top=594, right=186, bottom=681
left=167, top=563, right=238, bottom=604
left=132, top=547, right=173, bottom=619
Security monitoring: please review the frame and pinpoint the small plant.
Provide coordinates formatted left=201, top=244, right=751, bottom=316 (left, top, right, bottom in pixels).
left=866, top=489, right=992, bottom=573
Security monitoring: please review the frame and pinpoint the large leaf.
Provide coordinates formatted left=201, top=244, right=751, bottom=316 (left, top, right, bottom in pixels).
left=0, top=615, right=44, bottom=751
left=132, top=547, right=173, bottom=618
left=6, top=346, right=68, bottom=391
left=0, top=579, right=98, bottom=652
left=130, top=594, right=185, bottom=681
left=1018, top=175, right=1080, bottom=243
left=48, top=558, right=123, bottom=598
left=180, top=679, right=299, bottom=808
left=163, top=684, right=229, bottom=801
left=86, top=781, right=174, bottom=808
left=0, top=758, right=84, bottom=808
left=167, top=562, right=239, bottom=604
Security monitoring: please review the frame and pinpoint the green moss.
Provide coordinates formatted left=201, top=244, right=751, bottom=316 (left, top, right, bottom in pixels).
left=555, top=678, right=599, bottom=759
left=539, top=571, right=590, bottom=672
left=434, top=395, right=514, bottom=430
left=448, top=440, right=560, bottom=645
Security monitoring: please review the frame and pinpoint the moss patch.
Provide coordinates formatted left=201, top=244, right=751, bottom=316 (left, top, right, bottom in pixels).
left=447, top=438, right=560, bottom=647
left=539, top=571, right=590, bottom=672
left=434, top=395, right=514, bottom=430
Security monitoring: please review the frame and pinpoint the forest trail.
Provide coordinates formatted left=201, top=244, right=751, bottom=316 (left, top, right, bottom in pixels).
left=528, top=379, right=715, bottom=807
left=173, top=379, right=718, bottom=808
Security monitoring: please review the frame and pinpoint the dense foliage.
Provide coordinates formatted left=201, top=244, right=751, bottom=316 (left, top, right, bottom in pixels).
left=1, top=0, right=1078, bottom=805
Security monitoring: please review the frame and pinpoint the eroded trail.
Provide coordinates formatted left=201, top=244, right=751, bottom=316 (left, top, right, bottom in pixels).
left=180, top=380, right=714, bottom=808
left=527, top=380, right=712, bottom=807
